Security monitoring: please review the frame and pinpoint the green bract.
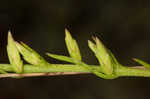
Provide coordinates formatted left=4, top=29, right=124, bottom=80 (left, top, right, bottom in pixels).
left=88, top=37, right=116, bottom=75
left=7, top=31, right=23, bottom=73
left=15, top=42, right=49, bottom=66
left=65, top=29, right=82, bottom=61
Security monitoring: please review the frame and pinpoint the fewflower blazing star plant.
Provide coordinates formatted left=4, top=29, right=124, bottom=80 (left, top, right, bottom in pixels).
left=0, top=29, right=150, bottom=79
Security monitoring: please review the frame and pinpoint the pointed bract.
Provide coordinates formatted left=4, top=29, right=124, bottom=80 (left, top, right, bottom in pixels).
left=7, top=31, right=23, bottom=73
left=65, top=29, right=82, bottom=61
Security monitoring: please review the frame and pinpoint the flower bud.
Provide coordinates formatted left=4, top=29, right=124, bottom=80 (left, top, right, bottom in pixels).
left=65, top=29, right=82, bottom=61
left=15, top=42, right=49, bottom=66
left=88, top=37, right=114, bottom=75
left=7, top=31, right=23, bottom=73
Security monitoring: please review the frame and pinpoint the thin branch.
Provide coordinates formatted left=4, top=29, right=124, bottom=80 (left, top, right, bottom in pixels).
left=0, top=64, right=149, bottom=78
left=0, top=72, right=89, bottom=78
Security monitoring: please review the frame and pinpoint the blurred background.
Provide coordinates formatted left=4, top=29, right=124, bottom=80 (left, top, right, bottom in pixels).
left=0, top=0, right=150, bottom=99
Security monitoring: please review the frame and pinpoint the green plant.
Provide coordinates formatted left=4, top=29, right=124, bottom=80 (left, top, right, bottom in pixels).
left=0, top=29, right=150, bottom=79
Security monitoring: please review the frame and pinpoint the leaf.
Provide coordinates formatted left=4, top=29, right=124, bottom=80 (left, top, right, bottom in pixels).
left=7, top=31, right=23, bottom=73
left=133, top=58, right=150, bottom=69
left=15, top=42, right=49, bottom=66
left=65, top=29, right=82, bottom=61
left=46, top=53, right=76, bottom=63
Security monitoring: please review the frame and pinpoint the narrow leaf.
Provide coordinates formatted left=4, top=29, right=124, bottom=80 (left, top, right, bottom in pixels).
left=46, top=53, right=75, bottom=63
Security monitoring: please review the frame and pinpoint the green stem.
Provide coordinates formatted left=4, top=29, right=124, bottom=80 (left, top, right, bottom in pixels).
left=0, top=64, right=101, bottom=73
left=117, top=66, right=150, bottom=77
left=1, top=64, right=150, bottom=78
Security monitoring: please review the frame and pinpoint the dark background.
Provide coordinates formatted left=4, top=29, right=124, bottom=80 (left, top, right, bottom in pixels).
left=0, top=0, right=150, bottom=99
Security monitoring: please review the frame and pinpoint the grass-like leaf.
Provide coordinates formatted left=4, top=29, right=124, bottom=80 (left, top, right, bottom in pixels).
left=46, top=53, right=75, bottom=63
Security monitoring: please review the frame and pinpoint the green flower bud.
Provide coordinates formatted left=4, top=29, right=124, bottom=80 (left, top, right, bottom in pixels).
left=65, top=29, right=82, bottom=61
left=7, top=31, right=23, bottom=73
left=15, top=42, right=49, bottom=66
left=88, top=37, right=114, bottom=75
left=95, top=37, right=113, bottom=74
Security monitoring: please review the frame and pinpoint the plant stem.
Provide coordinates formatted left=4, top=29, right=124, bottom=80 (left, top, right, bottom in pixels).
left=117, top=66, right=150, bottom=77
left=0, top=64, right=150, bottom=78
left=0, top=72, right=89, bottom=78
left=0, top=64, right=101, bottom=73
